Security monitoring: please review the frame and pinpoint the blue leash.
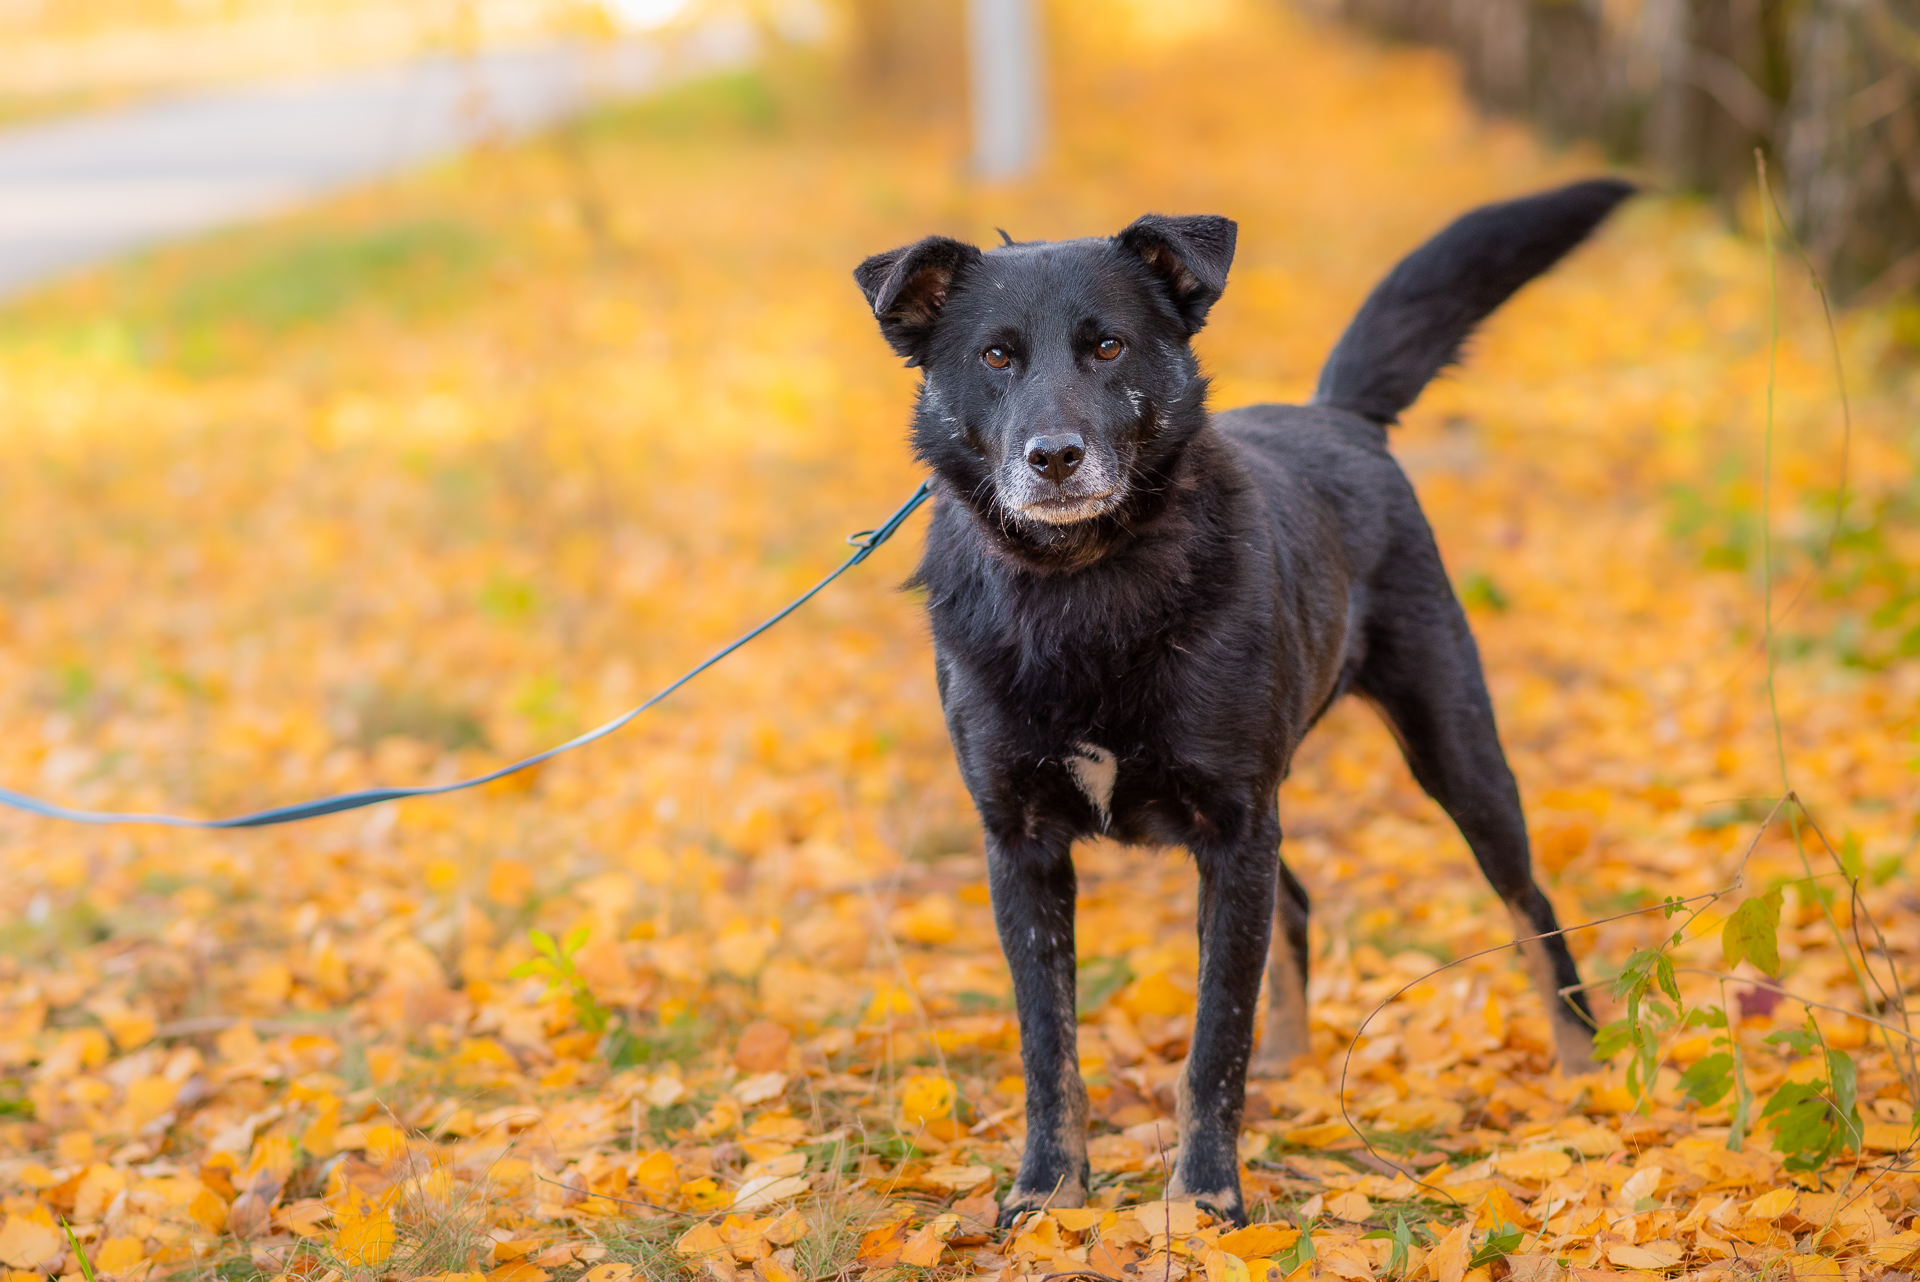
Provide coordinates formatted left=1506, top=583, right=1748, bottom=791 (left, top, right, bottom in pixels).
left=0, top=480, right=934, bottom=829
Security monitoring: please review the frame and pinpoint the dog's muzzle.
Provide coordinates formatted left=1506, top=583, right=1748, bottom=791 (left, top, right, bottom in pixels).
left=1004, top=437, right=1120, bottom=525
left=1017, top=491, right=1119, bottom=525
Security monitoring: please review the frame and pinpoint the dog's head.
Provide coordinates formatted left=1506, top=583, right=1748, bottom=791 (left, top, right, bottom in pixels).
left=855, top=215, right=1236, bottom=561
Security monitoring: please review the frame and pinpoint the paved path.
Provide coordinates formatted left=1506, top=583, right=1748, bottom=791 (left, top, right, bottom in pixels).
left=0, top=36, right=712, bottom=299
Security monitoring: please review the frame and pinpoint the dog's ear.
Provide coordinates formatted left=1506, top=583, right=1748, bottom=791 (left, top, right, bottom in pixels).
left=854, top=236, right=982, bottom=367
left=1114, top=214, right=1238, bottom=333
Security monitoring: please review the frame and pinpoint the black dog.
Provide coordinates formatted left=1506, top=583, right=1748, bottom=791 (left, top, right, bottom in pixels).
left=854, top=179, right=1632, bottom=1226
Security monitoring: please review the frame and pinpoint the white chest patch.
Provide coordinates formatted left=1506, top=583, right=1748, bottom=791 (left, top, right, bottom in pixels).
left=1067, top=743, right=1117, bottom=824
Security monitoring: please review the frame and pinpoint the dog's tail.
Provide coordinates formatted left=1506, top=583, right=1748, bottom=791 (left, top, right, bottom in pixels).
left=1312, top=178, right=1635, bottom=424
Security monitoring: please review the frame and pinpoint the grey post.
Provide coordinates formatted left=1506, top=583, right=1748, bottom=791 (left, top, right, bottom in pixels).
left=968, top=0, right=1044, bottom=180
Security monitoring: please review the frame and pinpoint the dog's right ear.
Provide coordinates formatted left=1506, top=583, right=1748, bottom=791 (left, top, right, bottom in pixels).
left=854, top=236, right=982, bottom=367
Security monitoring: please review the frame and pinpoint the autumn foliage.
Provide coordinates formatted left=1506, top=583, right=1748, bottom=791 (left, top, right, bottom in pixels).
left=1, top=3, right=1919, bottom=1282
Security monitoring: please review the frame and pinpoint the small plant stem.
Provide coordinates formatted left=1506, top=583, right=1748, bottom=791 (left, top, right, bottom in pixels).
left=1675, top=970, right=1920, bottom=1045
left=1752, top=155, right=1898, bottom=1090
left=1722, top=979, right=1752, bottom=1151
left=1756, top=150, right=1787, bottom=793
left=1758, top=178, right=1852, bottom=575
left=61, top=1222, right=97, bottom=1282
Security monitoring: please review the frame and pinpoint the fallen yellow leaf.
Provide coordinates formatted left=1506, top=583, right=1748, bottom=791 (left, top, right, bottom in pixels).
left=1218, top=1226, right=1298, bottom=1258
left=675, top=1223, right=728, bottom=1260
left=1284, top=1120, right=1358, bottom=1148
left=1493, top=1148, right=1573, bottom=1183
left=1430, top=1223, right=1472, bottom=1282
left=1204, top=1248, right=1250, bottom=1282
left=0, top=1218, right=63, bottom=1271
left=334, top=1207, right=395, bottom=1267
left=91, top=1238, right=146, bottom=1275
left=899, top=1074, right=955, bottom=1124
left=1327, top=1191, right=1372, bottom=1222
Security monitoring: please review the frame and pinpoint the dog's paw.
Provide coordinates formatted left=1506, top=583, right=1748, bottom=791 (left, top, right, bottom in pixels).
left=1197, top=1195, right=1248, bottom=1228
left=1173, top=1187, right=1247, bottom=1228
left=997, top=1177, right=1088, bottom=1227
left=1166, top=1170, right=1245, bottom=1227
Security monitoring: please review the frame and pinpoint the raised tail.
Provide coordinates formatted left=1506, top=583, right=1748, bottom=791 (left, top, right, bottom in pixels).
left=1313, top=178, right=1635, bottom=424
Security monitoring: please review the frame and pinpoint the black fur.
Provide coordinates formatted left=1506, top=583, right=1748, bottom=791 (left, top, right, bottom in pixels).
left=853, top=179, right=1633, bottom=1226
left=1315, top=179, right=1635, bottom=423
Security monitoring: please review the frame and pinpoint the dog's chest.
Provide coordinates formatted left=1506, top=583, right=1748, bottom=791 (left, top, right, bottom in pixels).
left=1064, top=742, right=1118, bottom=819
left=933, top=605, right=1243, bottom=809
left=1058, top=734, right=1211, bottom=842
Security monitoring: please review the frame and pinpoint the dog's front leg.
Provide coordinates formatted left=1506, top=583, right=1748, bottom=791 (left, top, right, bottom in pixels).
left=987, top=830, right=1089, bottom=1225
left=1169, top=809, right=1279, bottom=1226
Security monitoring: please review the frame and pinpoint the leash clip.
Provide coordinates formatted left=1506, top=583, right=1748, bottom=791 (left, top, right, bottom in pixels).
left=846, top=478, right=933, bottom=556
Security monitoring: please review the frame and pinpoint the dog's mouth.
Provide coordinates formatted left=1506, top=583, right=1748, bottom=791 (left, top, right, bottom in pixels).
left=1015, top=491, right=1119, bottom=526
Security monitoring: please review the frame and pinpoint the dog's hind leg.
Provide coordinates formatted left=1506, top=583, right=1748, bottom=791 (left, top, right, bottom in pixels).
left=1251, top=855, right=1311, bottom=1075
left=1167, top=802, right=1280, bottom=1226
left=1355, top=569, right=1596, bottom=1073
left=985, top=829, right=1090, bottom=1225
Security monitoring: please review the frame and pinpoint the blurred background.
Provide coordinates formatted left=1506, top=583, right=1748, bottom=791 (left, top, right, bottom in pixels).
left=1326, top=0, right=1920, bottom=303
left=0, top=0, right=1914, bottom=297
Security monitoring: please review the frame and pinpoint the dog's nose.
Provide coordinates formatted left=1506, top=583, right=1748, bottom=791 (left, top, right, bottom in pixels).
left=1024, top=433, right=1085, bottom=484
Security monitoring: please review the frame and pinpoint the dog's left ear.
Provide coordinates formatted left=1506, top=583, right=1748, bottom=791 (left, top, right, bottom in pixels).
left=1115, top=214, right=1238, bottom=333
left=854, top=236, right=983, bottom=367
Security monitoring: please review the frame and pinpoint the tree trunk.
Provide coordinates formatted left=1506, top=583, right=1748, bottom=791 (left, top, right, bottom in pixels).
left=842, top=0, right=966, bottom=119
left=1780, top=0, right=1920, bottom=299
left=1310, top=0, right=1919, bottom=303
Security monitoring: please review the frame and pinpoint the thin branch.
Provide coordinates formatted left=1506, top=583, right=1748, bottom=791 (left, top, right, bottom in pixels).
left=1667, top=970, right=1920, bottom=1045
left=1336, top=889, right=1730, bottom=1207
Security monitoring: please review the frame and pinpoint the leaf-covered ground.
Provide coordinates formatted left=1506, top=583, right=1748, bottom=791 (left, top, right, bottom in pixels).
left=1, top=4, right=1918, bottom=1282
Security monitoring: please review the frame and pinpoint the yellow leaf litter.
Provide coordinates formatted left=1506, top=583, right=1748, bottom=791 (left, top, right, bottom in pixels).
left=0, top=2, right=1917, bottom=1281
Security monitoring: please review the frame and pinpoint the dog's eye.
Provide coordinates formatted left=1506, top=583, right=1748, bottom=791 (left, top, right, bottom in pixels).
left=1095, top=337, right=1124, bottom=361
left=983, top=346, right=1011, bottom=370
